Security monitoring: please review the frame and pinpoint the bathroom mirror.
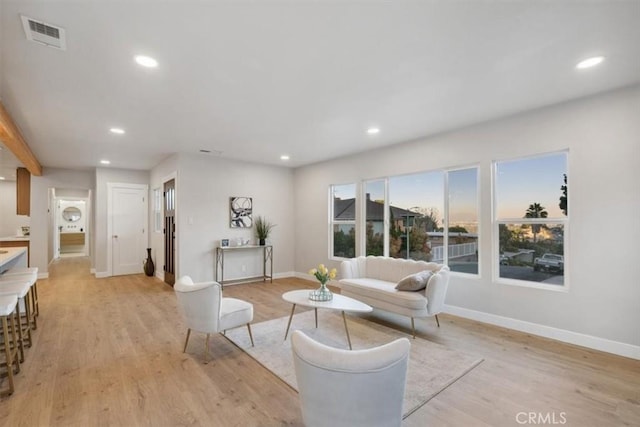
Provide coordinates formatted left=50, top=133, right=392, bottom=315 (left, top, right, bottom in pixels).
left=62, top=207, right=82, bottom=222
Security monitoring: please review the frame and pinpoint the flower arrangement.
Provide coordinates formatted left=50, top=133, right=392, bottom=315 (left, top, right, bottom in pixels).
left=309, top=264, right=337, bottom=285
left=308, top=264, right=336, bottom=301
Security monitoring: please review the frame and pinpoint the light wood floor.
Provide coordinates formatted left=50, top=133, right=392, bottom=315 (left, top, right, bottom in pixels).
left=1, top=257, right=638, bottom=426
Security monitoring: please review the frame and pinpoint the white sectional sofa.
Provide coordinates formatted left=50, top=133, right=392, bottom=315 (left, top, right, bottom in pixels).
left=338, top=256, right=450, bottom=337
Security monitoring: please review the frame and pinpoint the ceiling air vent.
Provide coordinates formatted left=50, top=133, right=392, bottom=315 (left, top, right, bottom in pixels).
left=21, top=15, right=67, bottom=50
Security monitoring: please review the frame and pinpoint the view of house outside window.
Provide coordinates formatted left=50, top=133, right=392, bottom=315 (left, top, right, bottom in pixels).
left=388, top=171, right=444, bottom=261
left=331, top=183, right=356, bottom=258
left=361, top=167, right=479, bottom=274
left=495, top=152, right=568, bottom=286
left=365, top=180, right=385, bottom=256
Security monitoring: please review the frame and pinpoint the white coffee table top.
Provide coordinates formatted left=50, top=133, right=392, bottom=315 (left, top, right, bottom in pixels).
left=282, top=289, right=372, bottom=313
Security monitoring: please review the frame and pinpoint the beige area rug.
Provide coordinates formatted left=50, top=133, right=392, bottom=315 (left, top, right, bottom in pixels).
left=225, top=310, right=483, bottom=418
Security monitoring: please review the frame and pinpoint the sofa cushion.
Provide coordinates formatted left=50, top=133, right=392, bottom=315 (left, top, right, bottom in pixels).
left=338, top=278, right=428, bottom=311
left=395, top=270, right=433, bottom=292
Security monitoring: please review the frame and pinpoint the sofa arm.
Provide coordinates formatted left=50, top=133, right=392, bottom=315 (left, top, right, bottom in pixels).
left=340, top=259, right=356, bottom=279
left=340, top=256, right=367, bottom=280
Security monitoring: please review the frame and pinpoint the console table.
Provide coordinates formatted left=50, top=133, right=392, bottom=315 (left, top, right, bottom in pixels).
left=215, top=245, right=273, bottom=287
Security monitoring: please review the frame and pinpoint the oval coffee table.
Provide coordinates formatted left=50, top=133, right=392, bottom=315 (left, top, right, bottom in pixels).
left=282, top=290, right=372, bottom=350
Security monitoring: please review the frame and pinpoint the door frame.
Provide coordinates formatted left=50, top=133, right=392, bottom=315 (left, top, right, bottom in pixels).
left=54, top=195, right=91, bottom=258
left=107, top=182, right=149, bottom=277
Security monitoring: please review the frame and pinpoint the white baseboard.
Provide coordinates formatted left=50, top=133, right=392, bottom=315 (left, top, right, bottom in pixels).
left=90, top=268, right=95, bottom=274
left=38, top=272, right=49, bottom=279
left=274, top=271, right=295, bottom=279
left=444, top=304, right=640, bottom=360
left=95, top=271, right=109, bottom=278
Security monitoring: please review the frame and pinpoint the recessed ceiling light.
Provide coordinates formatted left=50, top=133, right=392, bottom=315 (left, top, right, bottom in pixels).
left=135, top=55, right=158, bottom=68
left=0, top=176, right=5, bottom=180
left=280, top=155, right=290, bottom=161
left=576, top=56, right=604, bottom=69
left=367, top=127, right=380, bottom=135
left=100, top=160, right=111, bottom=165
left=110, top=127, right=125, bottom=135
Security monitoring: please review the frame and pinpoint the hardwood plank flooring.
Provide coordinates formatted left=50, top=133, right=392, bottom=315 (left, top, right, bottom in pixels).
left=0, top=257, right=638, bottom=426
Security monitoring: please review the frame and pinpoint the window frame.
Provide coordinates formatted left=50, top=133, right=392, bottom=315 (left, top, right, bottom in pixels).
left=492, top=150, right=569, bottom=291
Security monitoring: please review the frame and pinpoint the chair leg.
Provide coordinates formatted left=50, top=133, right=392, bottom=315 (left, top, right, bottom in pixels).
left=204, top=333, right=210, bottom=364
left=411, top=317, right=416, bottom=339
left=435, top=314, right=440, bottom=327
left=1, top=315, right=15, bottom=396
left=246, top=323, right=254, bottom=347
left=183, top=328, right=191, bottom=353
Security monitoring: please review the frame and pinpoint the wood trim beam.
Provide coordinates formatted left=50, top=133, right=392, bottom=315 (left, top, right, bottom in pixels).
left=0, top=101, right=43, bottom=176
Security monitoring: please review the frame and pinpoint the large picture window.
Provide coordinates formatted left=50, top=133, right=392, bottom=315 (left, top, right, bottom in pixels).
left=361, top=166, right=479, bottom=275
left=494, top=152, right=568, bottom=287
left=330, top=183, right=356, bottom=259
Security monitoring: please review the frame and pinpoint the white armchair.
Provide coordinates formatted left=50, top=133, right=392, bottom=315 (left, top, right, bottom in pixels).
left=174, top=276, right=254, bottom=362
left=291, top=330, right=411, bottom=427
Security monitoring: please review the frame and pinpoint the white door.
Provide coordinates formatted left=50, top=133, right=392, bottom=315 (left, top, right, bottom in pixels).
left=110, top=184, right=148, bottom=276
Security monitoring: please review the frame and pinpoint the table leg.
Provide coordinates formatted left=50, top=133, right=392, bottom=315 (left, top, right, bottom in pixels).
left=284, top=304, right=297, bottom=341
left=342, top=311, right=352, bottom=350
left=314, top=308, right=318, bottom=328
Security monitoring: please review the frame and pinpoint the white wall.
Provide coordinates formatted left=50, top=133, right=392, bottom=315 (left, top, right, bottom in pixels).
left=30, top=168, right=94, bottom=274
left=294, top=85, right=640, bottom=352
left=172, top=154, right=295, bottom=283
left=94, top=167, right=149, bottom=275
left=0, top=180, right=30, bottom=237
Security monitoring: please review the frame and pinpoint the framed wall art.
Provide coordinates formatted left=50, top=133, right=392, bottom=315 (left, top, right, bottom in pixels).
left=230, top=197, right=253, bottom=228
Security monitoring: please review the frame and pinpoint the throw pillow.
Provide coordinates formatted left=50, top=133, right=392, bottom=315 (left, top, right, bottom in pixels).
left=395, top=270, right=433, bottom=291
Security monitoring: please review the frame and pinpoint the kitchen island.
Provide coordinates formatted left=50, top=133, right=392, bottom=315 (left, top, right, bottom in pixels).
left=0, top=247, right=28, bottom=274
left=0, top=236, right=30, bottom=266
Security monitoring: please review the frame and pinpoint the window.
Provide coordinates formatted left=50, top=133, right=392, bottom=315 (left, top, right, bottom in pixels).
left=388, top=171, right=443, bottom=261
left=446, top=168, right=479, bottom=274
left=494, top=152, right=568, bottom=287
left=365, top=180, right=386, bottom=256
left=361, top=167, right=479, bottom=274
left=153, top=188, right=162, bottom=233
left=330, top=183, right=356, bottom=259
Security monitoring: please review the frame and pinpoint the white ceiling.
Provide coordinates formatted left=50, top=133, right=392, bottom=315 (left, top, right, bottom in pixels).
left=0, top=1, right=639, bottom=175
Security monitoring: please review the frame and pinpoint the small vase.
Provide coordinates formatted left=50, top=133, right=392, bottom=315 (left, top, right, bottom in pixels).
left=259, top=238, right=266, bottom=246
left=144, top=248, right=155, bottom=277
left=309, top=281, right=333, bottom=301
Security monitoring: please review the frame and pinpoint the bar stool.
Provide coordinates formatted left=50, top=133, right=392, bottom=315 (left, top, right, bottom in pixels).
left=0, top=280, right=33, bottom=363
left=1, top=267, right=39, bottom=321
left=0, top=271, right=38, bottom=330
left=0, top=295, right=20, bottom=396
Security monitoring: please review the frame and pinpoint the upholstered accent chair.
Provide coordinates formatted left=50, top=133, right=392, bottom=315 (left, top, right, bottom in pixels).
left=174, top=276, right=254, bottom=362
left=291, top=330, right=411, bottom=427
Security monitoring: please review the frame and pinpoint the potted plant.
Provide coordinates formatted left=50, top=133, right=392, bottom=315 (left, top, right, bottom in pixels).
left=254, top=215, right=275, bottom=246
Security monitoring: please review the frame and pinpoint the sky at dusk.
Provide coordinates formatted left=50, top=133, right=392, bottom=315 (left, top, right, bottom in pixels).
left=333, top=152, right=566, bottom=224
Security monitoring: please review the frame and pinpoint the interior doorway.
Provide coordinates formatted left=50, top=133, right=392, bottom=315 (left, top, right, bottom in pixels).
left=163, top=179, right=176, bottom=286
left=50, top=188, right=92, bottom=262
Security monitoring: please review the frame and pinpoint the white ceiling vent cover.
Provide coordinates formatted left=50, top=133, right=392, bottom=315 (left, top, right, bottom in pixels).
left=21, top=15, right=67, bottom=50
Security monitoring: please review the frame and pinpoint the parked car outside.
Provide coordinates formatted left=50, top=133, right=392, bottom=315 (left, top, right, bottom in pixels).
left=533, top=253, right=564, bottom=273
